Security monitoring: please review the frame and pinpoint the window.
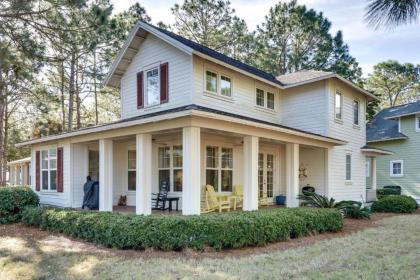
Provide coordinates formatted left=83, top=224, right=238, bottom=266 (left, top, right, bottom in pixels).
left=128, top=150, right=136, bottom=191
left=267, top=92, right=275, bottom=110
left=353, top=100, right=359, bottom=125
left=335, top=91, right=342, bottom=120
left=365, top=160, right=371, bottom=178
left=205, top=70, right=218, bottom=93
left=416, top=115, right=420, bottom=132
left=41, top=149, right=57, bottom=191
left=220, top=76, right=232, bottom=97
left=345, top=154, right=351, bottom=181
left=206, top=146, right=233, bottom=192
left=145, top=67, right=160, bottom=106
left=158, top=146, right=183, bottom=192
left=88, top=150, right=99, bottom=181
left=390, top=160, right=403, bottom=177
left=256, top=88, right=265, bottom=107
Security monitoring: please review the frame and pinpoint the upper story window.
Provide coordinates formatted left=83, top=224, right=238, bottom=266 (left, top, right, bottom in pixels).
left=256, top=88, right=275, bottom=110
left=390, top=160, right=403, bottom=177
left=145, top=67, right=160, bottom=106
left=416, top=115, right=420, bottom=132
left=353, top=100, right=360, bottom=126
left=205, top=69, right=232, bottom=98
left=345, top=154, right=352, bottom=181
left=41, top=149, right=57, bottom=191
left=335, top=91, right=343, bottom=121
left=220, top=76, right=232, bottom=97
left=205, top=70, right=218, bottom=93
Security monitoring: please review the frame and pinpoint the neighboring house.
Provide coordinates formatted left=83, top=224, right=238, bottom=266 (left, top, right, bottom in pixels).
left=7, top=157, right=31, bottom=185
left=367, top=101, right=420, bottom=202
left=16, top=22, right=388, bottom=215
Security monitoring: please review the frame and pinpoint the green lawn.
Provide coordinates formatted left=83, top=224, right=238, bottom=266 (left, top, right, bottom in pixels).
left=1, top=214, right=420, bottom=280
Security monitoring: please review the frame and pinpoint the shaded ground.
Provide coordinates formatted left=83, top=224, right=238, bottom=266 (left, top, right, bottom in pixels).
left=1, top=212, right=419, bottom=279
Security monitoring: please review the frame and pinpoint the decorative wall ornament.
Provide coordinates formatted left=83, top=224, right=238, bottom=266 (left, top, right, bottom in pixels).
left=299, top=164, right=308, bottom=179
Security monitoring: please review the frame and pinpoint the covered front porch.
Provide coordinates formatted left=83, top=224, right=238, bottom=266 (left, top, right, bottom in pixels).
left=66, top=112, right=339, bottom=215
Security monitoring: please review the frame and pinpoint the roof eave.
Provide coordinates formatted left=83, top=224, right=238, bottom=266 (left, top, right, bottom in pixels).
left=367, top=136, right=408, bottom=143
left=383, top=111, right=420, bottom=119
left=361, top=148, right=393, bottom=156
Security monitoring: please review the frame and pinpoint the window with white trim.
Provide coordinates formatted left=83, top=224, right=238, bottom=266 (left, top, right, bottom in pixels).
left=158, top=145, right=183, bottom=192
left=345, top=154, right=351, bottom=181
left=145, top=67, right=160, bottom=106
left=41, top=149, right=57, bottom=191
left=128, top=150, right=136, bottom=191
left=205, top=70, right=218, bottom=93
left=365, top=159, right=371, bottom=178
left=220, top=75, right=232, bottom=97
left=353, top=100, right=359, bottom=125
left=390, top=160, right=403, bottom=177
left=206, top=146, right=233, bottom=192
left=335, top=91, right=343, bottom=120
left=267, top=92, right=275, bottom=110
left=205, top=69, right=232, bottom=98
left=256, top=88, right=275, bottom=110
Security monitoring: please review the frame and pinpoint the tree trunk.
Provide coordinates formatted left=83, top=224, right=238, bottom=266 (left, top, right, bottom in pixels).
left=93, top=49, right=98, bottom=125
left=68, top=53, right=75, bottom=131
left=0, top=64, right=5, bottom=185
left=3, top=101, right=9, bottom=186
left=60, top=60, right=65, bottom=130
left=75, top=57, right=81, bottom=129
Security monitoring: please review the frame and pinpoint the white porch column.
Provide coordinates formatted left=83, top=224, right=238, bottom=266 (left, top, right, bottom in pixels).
left=243, top=135, right=259, bottom=211
left=286, top=143, right=300, bottom=208
left=22, top=164, right=28, bottom=185
left=182, top=126, right=201, bottom=215
left=136, top=133, right=152, bottom=215
left=371, top=157, right=377, bottom=192
left=9, top=165, right=15, bottom=185
left=99, top=139, right=113, bottom=212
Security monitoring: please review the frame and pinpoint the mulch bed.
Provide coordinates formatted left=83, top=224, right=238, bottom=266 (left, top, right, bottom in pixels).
left=1, top=210, right=419, bottom=260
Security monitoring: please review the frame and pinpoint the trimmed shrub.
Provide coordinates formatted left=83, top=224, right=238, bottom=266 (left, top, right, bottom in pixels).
left=22, top=207, right=343, bottom=251
left=0, top=186, right=39, bottom=224
left=377, top=188, right=400, bottom=199
left=371, top=195, right=417, bottom=213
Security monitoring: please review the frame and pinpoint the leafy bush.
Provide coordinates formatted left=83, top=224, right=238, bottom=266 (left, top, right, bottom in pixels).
left=377, top=188, right=400, bottom=199
left=298, top=192, right=370, bottom=219
left=22, top=207, right=343, bottom=251
left=335, top=200, right=371, bottom=219
left=371, top=195, right=417, bottom=213
left=0, top=186, right=39, bottom=224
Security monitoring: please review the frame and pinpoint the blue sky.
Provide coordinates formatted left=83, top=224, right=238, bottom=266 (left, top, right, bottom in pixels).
left=111, top=0, right=420, bottom=76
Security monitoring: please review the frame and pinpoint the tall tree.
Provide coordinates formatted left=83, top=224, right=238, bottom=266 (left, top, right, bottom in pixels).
left=366, top=60, right=420, bottom=109
left=365, top=0, right=420, bottom=29
left=255, top=0, right=361, bottom=81
left=171, top=0, right=254, bottom=60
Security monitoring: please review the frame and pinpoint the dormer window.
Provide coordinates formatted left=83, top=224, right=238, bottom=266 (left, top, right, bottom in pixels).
left=146, top=67, right=160, bottom=106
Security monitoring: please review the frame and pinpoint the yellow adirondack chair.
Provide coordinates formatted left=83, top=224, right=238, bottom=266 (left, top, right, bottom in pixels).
left=205, top=185, right=231, bottom=212
left=232, top=185, right=244, bottom=209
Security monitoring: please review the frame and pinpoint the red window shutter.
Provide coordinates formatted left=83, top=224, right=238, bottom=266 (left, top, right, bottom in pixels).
left=35, top=151, right=40, bottom=191
left=137, top=71, right=144, bottom=109
left=57, top=147, right=64, bottom=193
left=160, top=62, right=169, bottom=103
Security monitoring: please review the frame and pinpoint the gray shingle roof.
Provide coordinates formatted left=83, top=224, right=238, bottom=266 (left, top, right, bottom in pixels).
left=276, top=70, right=334, bottom=86
left=381, top=100, right=420, bottom=119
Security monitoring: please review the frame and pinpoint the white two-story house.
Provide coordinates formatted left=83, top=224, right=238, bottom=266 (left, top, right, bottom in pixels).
left=17, top=22, right=388, bottom=215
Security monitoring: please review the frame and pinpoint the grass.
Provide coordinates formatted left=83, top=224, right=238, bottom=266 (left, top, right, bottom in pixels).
left=1, top=214, right=420, bottom=279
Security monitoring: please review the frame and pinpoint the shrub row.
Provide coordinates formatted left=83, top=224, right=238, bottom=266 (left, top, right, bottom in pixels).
left=377, top=188, right=400, bottom=199
left=0, top=186, right=39, bottom=224
left=22, top=207, right=343, bottom=251
left=371, top=195, right=417, bottom=213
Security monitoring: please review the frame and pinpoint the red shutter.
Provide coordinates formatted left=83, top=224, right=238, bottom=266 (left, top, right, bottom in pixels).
left=57, top=147, right=64, bottom=193
left=160, top=62, right=169, bottom=103
left=137, top=71, right=144, bottom=109
left=35, top=151, right=40, bottom=191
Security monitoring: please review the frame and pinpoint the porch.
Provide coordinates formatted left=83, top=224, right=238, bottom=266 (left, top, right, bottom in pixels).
left=67, top=116, right=336, bottom=215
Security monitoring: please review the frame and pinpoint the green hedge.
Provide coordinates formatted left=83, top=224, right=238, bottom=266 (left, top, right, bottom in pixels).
left=371, top=195, right=417, bottom=213
left=22, top=207, right=343, bottom=251
left=377, top=188, right=400, bottom=199
left=0, top=186, right=39, bottom=224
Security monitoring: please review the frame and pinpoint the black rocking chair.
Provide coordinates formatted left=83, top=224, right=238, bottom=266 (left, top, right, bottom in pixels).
left=152, top=181, right=169, bottom=211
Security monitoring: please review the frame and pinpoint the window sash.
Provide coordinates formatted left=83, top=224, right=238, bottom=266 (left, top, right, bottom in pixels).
left=158, top=146, right=183, bottom=192
left=353, top=100, right=359, bottom=125
left=256, top=88, right=265, bottom=107
left=267, top=92, right=275, bottom=109
left=40, top=149, right=57, bottom=191
left=206, top=146, right=233, bottom=192
left=335, top=92, right=342, bottom=120
left=391, top=161, right=403, bottom=176
left=220, top=76, right=232, bottom=97
left=145, top=67, right=159, bottom=106
left=205, top=70, right=218, bottom=93
left=346, top=154, right=351, bottom=181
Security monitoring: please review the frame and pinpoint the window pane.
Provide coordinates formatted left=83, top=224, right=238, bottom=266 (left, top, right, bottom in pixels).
left=206, top=146, right=218, bottom=168
left=221, top=148, right=233, bottom=169
left=41, top=151, right=48, bottom=169
left=146, top=68, right=159, bottom=106
left=258, top=154, right=263, bottom=197
left=158, top=147, right=170, bottom=168
left=173, top=169, right=183, bottom=192
left=220, top=76, right=231, bottom=97
left=353, top=100, right=359, bottom=125
left=346, top=155, right=351, bottom=180
left=206, top=169, right=218, bottom=189
left=221, top=170, right=232, bottom=192
left=392, top=162, right=402, bottom=175
left=50, top=170, right=57, bottom=190
left=206, top=71, right=217, bottom=93
left=88, top=150, right=99, bottom=181
left=49, top=149, right=57, bottom=157
left=335, top=92, right=342, bottom=119
left=128, top=170, right=136, bottom=191
left=173, top=146, right=183, bottom=168
left=267, top=92, right=275, bottom=109
left=256, top=88, right=264, bottom=106
left=159, top=170, right=170, bottom=187
left=128, top=150, right=136, bottom=169
left=42, top=171, right=48, bottom=190
left=50, top=158, right=57, bottom=170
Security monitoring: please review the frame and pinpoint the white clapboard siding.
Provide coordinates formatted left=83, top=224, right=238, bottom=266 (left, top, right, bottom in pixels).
left=120, top=34, right=193, bottom=119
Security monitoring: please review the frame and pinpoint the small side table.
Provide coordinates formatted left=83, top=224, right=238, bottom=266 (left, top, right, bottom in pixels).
left=165, top=197, right=180, bottom=212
